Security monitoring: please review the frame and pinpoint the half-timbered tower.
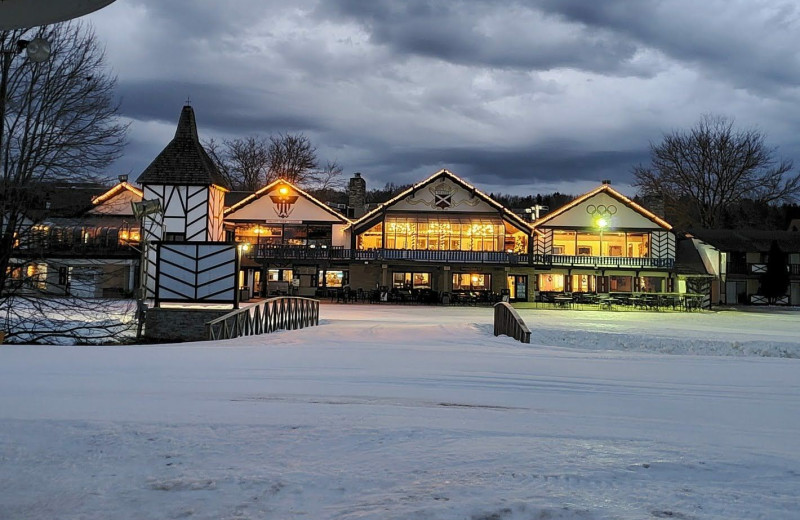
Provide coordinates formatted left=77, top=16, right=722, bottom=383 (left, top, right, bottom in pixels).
left=135, top=105, right=230, bottom=243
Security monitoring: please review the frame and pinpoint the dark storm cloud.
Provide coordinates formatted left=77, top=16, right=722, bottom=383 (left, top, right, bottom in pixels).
left=340, top=140, right=648, bottom=190
left=85, top=0, right=800, bottom=196
left=317, top=0, right=649, bottom=76
left=117, top=81, right=324, bottom=135
left=535, top=0, right=800, bottom=93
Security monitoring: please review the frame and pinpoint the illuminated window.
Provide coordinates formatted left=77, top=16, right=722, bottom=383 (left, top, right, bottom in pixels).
left=358, top=222, right=383, bottom=249
left=452, top=273, right=490, bottom=291
left=392, top=272, right=431, bottom=289
left=371, top=216, right=509, bottom=252
left=639, top=276, right=664, bottom=292
left=538, top=273, right=565, bottom=292
left=609, top=276, right=633, bottom=292
left=268, top=269, right=293, bottom=282
left=318, top=270, right=348, bottom=288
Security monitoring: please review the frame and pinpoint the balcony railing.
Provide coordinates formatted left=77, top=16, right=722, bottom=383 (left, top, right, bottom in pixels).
left=532, top=254, right=674, bottom=269
left=727, top=262, right=800, bottom=276
left=253, top=245, right=672, bottom=268
left=253, top=245, right=527, bottom=264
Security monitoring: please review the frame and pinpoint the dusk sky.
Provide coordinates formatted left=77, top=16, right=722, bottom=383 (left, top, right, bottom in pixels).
left=84, top=0, right=800, bottom=197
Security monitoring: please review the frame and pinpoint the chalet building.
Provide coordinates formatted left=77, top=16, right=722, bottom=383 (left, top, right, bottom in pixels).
left=687, top=230, right=800, bottom=305
left=13, top=105, right=761, bottom=310
left=344, top=169, right=535, bottom=302
left=224, top=179, right=351, bottom=299
left=530, top=182, right=677, bottom=297
left=10, top=180, right=142, bottom=297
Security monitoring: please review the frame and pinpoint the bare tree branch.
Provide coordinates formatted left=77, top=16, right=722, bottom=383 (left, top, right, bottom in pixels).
left=633, top=114, right=799, bottom=228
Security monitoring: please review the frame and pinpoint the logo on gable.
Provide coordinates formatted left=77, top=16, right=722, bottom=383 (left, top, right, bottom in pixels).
left=433, top=183, right=454, bottom=209
left=269, top=186, right=299, bottom=218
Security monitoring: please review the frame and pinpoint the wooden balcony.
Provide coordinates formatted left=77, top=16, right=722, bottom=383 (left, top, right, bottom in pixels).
left=253, top=245, right=527, bottom=264
left=532, top=254, right=674, bottom=269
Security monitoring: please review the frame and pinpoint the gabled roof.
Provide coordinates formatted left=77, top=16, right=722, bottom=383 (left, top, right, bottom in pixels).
left=531, top=184, right=672, bottom=230
left=349, top=169, right=532, bottom=232
left=224, top=178, right=351, bottom=224
left=90, top=181, right=143, bottom=207
left=687, top=229, right=800, bottom=253
left=136, top=105, right=230, bottom=189
left=674, top=236, right=715, bottom=276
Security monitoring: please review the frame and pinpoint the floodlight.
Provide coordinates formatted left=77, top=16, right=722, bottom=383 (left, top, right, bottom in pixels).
left=131, top=199, right=163, bottom=220
left=596, top=217, right=608, bottom=229
left=23, top=38, right=51, bottom=63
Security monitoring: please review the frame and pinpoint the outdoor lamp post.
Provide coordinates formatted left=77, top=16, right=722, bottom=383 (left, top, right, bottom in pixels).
left=131, top=199, right=164, bottom=339
left=596, top=217, right=608, bottom=257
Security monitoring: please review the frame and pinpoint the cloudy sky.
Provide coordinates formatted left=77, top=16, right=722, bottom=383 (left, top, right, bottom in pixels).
left=82, top=0, right=800, bottom=196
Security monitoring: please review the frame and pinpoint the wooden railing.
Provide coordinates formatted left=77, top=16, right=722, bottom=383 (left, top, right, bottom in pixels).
left=531, top=254, right=674, bottom=269
left=493, top=302, right=531, bottom=343
left=206, top=296, right=319, bottom=341
left=253, top=245, right=525, bottom=264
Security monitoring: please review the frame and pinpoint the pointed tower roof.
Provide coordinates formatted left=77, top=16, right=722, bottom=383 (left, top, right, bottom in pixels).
left=136, top=105, right=230, bottom=189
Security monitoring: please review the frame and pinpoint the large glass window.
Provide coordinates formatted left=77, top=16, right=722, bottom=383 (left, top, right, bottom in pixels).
left=609, top=275, right=633, bottom=292
left=639, top=276, right=664, bottom=292
left=392, top=272, right=431, bottom=289
left=571, top=274, right=596, bottom=293
left=268, top=269, right=293, bottom=281
left=452, top=273, right=491, bottom=291
left=626, top=233, right=650, bottom=258
left=358, top=222, right=383, bottom=249
left=234, top=223, right=333, bottom=247
left=551, top=231, right=651, bottom=258
left=538, top=273, right=565, bottom=292
left=317, top=269, right=348, bottom=288
left=368, top=216, right=512, bottom=252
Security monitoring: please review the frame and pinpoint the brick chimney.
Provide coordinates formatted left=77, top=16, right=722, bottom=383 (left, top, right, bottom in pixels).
left=347, top=172, right=366, bottom=219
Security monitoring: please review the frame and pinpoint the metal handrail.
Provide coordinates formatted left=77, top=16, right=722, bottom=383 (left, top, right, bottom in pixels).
left=493, top=302, right=531, bottom=343
left=206, top=296, right=320, bottom=341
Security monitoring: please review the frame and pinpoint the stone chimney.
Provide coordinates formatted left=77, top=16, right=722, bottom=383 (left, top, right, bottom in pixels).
left=347, top=172, right=366, bottom=219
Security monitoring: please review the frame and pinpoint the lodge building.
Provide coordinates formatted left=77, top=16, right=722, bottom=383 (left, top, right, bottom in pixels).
left=11, top=105, right=800, bottom=307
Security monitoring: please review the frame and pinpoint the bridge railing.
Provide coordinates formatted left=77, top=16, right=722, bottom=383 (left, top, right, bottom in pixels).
left=206, top=296, right=319, bottom=341
left=493, top=302, right=531, bottom=343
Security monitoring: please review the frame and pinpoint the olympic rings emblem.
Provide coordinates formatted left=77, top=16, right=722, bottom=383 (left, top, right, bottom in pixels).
left=586, top=204, right=617, bottom=215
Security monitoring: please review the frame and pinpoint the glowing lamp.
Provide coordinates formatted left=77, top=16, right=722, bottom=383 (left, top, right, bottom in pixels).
left=596, top=217, right=608, bottom=229
left=279, top=186, right=289, bottom=195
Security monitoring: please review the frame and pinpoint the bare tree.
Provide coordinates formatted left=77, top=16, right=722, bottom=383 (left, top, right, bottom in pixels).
left=206, top=132, right=343, bottom=191
left=267, top=132, right=318, bottom=185
left=0, top=23, right=127, bottom=297
left=204, top=135, right=270, bottom=191
left=633, top=114, right=800, bottom=229
left=306, top=160, right=345, bottom=190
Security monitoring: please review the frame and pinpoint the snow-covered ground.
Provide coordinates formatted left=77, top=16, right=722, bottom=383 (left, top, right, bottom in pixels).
left=1, top=304, right=799, bottom=519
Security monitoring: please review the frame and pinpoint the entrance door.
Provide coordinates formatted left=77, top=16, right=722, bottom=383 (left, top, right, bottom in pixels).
left=507, top=275, right=528, bottom=302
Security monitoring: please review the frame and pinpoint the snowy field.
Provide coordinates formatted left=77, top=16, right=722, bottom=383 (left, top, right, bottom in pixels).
left=1, top=304, right=799, bottom=519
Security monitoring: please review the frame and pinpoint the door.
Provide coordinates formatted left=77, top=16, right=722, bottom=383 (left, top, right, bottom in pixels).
left=507, top=275, right=528, bottom=302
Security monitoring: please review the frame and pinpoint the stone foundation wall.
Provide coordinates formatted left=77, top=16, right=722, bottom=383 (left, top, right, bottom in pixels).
left=145, top=308, right=231, bottom=342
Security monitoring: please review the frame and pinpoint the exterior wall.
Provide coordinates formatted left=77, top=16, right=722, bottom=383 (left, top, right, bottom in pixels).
left=142, top=184, right=212, bottom=241
left=207, top=185, right=226, bottom=241
left=348, top=263, right=384, bottom=291
left=144, top=308, right=230, bottom=342
left=332, top=224, right=350, bottom=248
left=226, top=184, right=346, bottom=223
left=388, top=177, right=498, bottom=214
left=538, top=192, right=663, bottom=229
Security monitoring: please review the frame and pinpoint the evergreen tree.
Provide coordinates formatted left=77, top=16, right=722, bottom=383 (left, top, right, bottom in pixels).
left=760, top=240, right=790, bottom=304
